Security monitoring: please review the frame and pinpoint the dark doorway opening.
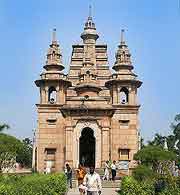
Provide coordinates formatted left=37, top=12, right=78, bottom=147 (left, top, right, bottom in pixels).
left=79, top=127, right=95, bottom=167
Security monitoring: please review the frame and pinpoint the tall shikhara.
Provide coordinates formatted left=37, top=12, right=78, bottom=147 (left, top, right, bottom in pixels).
left=34, top=9, right=142, bottom=174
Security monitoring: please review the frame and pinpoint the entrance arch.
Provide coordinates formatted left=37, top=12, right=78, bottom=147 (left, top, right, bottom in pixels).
left=73, top=121, right=101, bottom=168
left=79, top=127, right=95, bottom=167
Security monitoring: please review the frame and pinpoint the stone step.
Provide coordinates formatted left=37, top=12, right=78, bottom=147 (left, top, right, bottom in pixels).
left=72, top=168, right=123, bottom=180
left=71, top=179, right=120, bottom=188
left=102, top=181, right=120, bottom=188
left=67, top=188, right=119, bottom=195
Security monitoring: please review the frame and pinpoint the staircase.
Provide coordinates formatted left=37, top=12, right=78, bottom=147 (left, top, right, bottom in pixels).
left=71, top=179, right=120, bottom=188
left=72, top=168, right=121, bottom=189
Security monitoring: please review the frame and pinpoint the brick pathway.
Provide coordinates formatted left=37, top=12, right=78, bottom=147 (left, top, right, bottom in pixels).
left=67, top=188, right=118, bottom=195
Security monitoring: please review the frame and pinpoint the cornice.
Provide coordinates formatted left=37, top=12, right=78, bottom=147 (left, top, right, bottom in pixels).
left=105, top=79, right=142, bottom=88
left=35, top=78, right=72, bottom=87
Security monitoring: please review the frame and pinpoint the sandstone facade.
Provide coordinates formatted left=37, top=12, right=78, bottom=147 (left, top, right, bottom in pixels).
left=34, top=13, right=142, bottom=173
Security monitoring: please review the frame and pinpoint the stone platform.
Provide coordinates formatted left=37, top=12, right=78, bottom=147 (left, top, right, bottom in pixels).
left=67, top=187, right=119, bottom=195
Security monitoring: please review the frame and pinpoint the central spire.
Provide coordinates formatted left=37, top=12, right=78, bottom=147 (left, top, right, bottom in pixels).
left=81, top=5, right=99, bottom=43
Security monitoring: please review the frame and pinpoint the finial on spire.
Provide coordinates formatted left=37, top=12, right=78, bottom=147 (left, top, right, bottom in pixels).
left=81, top=5, right=99, bottom=42
left=88, top=5, right=92, bottom=19
left=121, top=29, right=125, bottom=44
left=52, top=28, right=57, bottom=43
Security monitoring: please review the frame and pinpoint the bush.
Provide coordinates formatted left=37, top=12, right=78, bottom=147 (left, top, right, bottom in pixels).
left=119, top=175, right=180, bottom=195
left=132, top=165, right=155, bottom=182
left=0, top=173, right=67, bottom=195
left=158, top=188, right=180, bottom=195
left=119, top=176, right=155, bottom=195
left=157, top=176, right=180, bottom=195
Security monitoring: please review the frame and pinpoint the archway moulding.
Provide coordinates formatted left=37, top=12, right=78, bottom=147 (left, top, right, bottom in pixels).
left=72, top=120, right=102, bottom=168
left=72, top=118, right=111, bottom=129
left=74, top=119, right=102, bottom=129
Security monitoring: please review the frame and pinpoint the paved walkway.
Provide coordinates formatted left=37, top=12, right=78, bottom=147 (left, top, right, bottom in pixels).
left=67, top=188, right=118, bottom=195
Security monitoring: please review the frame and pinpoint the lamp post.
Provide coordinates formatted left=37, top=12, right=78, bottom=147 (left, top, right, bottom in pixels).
left=32, top=128, right=37, bottom=172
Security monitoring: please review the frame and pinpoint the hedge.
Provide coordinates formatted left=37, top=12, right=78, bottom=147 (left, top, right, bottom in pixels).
left=0, top=173, right=67, bottom=195
left=119, top=176, right=155, bottom=195
left=119, top=176, right=180, bottom=195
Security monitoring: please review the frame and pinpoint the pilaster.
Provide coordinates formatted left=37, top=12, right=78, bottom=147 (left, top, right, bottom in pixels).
left=65, top=126, right=73, bottom=166
left=101, top=127, right=110, bottom=164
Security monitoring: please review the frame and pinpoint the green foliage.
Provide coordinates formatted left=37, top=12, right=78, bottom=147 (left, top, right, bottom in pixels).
left=119, top=176, right=155, bottom=195
left=158, top=188, right=180, bottom=195
left=0, top=174, right=67, bottom=195
left=166, top=135, right=176, bottom=152
left=120, top=114, right=180, bottom=195
left=119, top=176, right=180, bottom=195
left=140, top=137, right=145, bottom=149
left=0, top=124, right=10, bottom=132
left=16, top=138, right=32, bottom=167
left=0, top=134, right=22, bottom=171
left=132, top=165, right=155, bottom=181
left=172, top=114, right=180, bottom=155
left=157, top=176, right=180, bottom=195
left=146, top=114, right=180, bottom=156
left=134, top=145, right=176, bottom=172
left=148, top=133, right=165, bottom=148
left=0, top=134, right=32, bottom=170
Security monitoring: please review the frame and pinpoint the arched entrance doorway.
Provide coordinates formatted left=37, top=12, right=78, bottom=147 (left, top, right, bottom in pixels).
left=79, top=127, right=95, bottom=167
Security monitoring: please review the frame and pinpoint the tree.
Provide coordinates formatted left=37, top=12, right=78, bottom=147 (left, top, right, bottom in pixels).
left=0, top=123, right=10, bottom=132
left=23, top=138, right=32, bottom=146
left=0, top=134, right=33, bottom=172
left=166, top=134, right=176, bottom=152
left=171, top=114, right=180, bottom=154
left=148, top=133, right=166, bottom=148
left=17, top=138, right=32, bottom=167
left=0, top=133, right=22, bottom=172
left=134, top=145, right=176, bottom=173
left=140, top=137, right=145, bottom=149
left=146, top=115, right=180, bottom=153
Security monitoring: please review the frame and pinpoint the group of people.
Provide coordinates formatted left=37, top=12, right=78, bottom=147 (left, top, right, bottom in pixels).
left=103, top=160, right=117, bottom=181
left=64, top=160, right=118, bottom=195
left=65, top=163, right=101, bottom=195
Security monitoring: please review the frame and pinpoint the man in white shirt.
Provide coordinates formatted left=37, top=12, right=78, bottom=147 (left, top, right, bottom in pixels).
left=83, top=166, right=102, bottom=195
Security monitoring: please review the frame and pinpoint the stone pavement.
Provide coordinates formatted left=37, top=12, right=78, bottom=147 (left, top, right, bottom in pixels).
left=67, top=188, right=118, bottom=195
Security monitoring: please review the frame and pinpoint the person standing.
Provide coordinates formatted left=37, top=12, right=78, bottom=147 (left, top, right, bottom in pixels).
left=82, top=156, right=85, bottom=167
left=65, top=163, right=72, bottom=189
left=83, top=166, right=102, bottom=195
left=103, top=160, right=110, bottom=181
left=45, top=166, right=51, bottom=174
left=111, top=161, right=117, bottom=182
left=76, top=164, right=87, bottom=195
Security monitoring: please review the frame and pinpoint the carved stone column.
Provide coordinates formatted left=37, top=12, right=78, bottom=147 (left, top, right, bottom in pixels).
left=45, top=86, right=49, bottom=103
left=56, top=85, right=60, bottom=104
left=59, top=86, right=65, bottom=104
left=65, top=126, right=73, bottom=166
left=128, top=86, right=132, bottom=105
left=101, top=127, right=110, bottom=165
left=117, top=86, right=121, bottom=104
left=40, top=87, right=45, bottom=104
left=112, top=84, right=117, bottom=104
left=128, top=86, right=136, bottom=105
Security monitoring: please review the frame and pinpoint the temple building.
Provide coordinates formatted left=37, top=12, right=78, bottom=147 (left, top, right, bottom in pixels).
left=34, top=11, right=142, bottom=173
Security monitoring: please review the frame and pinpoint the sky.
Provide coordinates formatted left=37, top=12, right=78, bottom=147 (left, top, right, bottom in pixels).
left=0, top=0, right=179, bottom=142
